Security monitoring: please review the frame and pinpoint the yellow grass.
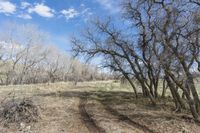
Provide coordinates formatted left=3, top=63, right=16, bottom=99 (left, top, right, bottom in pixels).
left=0, top=81, right=200, bottom=133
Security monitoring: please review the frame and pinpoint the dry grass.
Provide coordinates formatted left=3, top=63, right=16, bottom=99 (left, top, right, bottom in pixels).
left=0, top=81, right=199, bottom=133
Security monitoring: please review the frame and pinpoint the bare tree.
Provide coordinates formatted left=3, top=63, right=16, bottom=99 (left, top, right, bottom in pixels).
left=71, top=0, right=200, bottom=121
left=123, top=0, right=200, bottom=120
left=71, top=19, right=157, bottom=104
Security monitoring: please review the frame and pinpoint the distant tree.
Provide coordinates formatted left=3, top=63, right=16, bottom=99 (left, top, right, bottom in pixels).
left=0, top=22, right=100, bottom=85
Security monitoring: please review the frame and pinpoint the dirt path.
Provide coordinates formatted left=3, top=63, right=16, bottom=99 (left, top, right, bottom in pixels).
left=79, top=94, right=106, bottom=133
left=31, top=95, right=90, bottom=133
left=1, top=82, right=200, bottom=133
left=80, top=94, right=147, bottom=133
left=102, top=103, right=156, bottom=133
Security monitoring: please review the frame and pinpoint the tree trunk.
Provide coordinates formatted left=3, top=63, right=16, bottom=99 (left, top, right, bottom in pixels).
left=123, top=74, right=138, bottom=98
left=186, top=73, right=200, bottom=113
left=184, top=88, right=200, bottom=121
left=162, top=79, right=168, bottom=98
left=165, top=75, right=185, bottom=110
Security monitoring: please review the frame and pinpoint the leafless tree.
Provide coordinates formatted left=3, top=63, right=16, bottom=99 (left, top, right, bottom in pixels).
left=0, top=22, right=100, bottom=85
left=71, top=19, right=157, bottom=104
left=71, top=0, right=200, bottom=121
left=123, top=0, right=200, bottom=120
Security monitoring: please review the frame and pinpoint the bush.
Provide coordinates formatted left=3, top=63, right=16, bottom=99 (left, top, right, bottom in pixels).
left=0, top=98, right=39, bottom=126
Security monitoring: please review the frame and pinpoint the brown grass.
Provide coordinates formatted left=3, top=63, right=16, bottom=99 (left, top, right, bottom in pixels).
left=0, top=81, right=199, bottom=133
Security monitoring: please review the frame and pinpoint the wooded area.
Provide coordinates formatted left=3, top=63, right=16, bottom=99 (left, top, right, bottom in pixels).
left=1, top=0, right=200, bottom=132
left=0, top=22, right=109, bottom=85
left=71, top=0, right=200, bottom=121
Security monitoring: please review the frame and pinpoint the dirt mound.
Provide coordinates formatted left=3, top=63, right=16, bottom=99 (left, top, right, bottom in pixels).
left=0, top=98, right=39, bottom=126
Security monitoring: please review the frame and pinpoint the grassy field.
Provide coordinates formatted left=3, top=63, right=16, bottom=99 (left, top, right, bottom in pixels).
left=0, top=81, right=200, bottom=133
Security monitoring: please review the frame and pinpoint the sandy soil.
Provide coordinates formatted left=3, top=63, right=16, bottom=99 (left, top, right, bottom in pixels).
left=0, top=81, right=200, bottom=133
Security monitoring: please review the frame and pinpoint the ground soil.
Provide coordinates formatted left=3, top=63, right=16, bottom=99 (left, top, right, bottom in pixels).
left=0, top=81, right=200, bottom=133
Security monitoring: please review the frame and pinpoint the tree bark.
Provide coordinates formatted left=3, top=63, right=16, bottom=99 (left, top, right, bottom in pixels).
left=165, top=75, right=185, bottom=111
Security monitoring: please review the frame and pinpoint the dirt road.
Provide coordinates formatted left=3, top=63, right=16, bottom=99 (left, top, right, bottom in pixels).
left=0, top=82, right=200, bottom=133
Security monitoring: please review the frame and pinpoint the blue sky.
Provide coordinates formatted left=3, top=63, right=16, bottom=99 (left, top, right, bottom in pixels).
left=0, top=0, right=121, bottom=53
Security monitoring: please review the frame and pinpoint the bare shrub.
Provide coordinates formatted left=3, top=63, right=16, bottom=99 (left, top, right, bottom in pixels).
left=0, top=98, right=40, bottom=126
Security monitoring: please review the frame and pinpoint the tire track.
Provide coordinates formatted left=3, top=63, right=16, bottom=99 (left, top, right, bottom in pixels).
left=79, top=94, right=106, bottom=133
left=101, top=102, right=156, bottom=133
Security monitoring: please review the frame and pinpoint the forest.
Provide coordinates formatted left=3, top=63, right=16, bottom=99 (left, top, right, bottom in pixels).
left=0, top=0, right=200, bottom=133
left=72, top=0, right=200, bottom=121
left=0, top=22, right=109, bottom=85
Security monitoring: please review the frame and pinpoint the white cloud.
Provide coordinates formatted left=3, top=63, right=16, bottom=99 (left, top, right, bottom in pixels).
left=81, top=8, right=93, bottom=22
left=80, top=3, right=85, bottom=7
left=0, top=1, right=16, bottom=14
left=81, top=8, right=90, bottom=14
left=96, top=0, right=120, bottom=13
left=28, top=3, right=54, bottom=18
left=17, top=13, right=32, bottom=19
left=21, top=2, right=31, bottom=9
left=61, top=8, right=79, bottom=20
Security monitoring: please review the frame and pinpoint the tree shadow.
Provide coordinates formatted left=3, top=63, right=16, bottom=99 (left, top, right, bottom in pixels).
left=78, top=92, right=106, bottom=133
left=36, top=90, right=196, bottom=133
left=38, top=90, right=173, bottom=108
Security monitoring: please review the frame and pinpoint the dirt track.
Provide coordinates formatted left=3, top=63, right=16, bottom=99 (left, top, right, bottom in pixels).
left=78, top=92, right=146, bottom=133
left=79, top=93, right=106, bottom=133
left=0, top=82, right=200, bottom=133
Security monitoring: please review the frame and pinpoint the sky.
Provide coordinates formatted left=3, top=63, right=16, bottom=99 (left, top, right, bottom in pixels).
left=0, top=0, right=122, bottom=53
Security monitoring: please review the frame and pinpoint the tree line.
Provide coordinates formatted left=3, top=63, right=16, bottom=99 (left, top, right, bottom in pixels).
left=71, top=0, right=200, bottom=121
left=0, top=22, right=107, bottom=85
